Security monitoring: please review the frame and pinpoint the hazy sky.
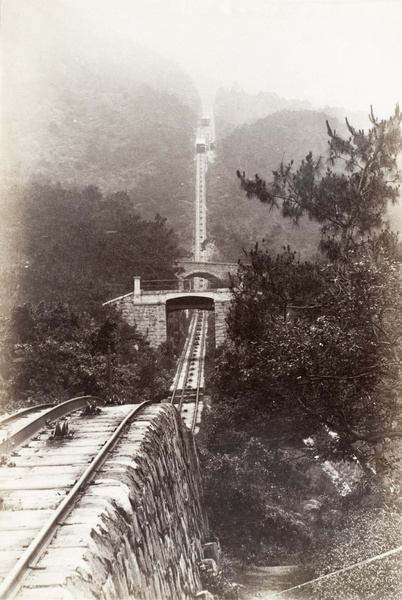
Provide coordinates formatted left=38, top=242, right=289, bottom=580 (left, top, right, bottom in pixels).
left=2, top=0, right=402, bottom=118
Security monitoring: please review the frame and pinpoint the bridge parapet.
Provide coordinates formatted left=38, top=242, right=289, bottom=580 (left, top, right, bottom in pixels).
left=175, top=260, right=239, bottom=283
left=131, top=276, right=231, bottom=300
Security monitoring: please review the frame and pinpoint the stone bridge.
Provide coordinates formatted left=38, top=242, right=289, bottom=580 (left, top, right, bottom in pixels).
left=104, top=276, right=232, bottom=347
left=175, top=260, right=239, bottom=285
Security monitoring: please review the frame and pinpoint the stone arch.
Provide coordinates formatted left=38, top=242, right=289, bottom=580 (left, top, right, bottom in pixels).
left=176, top=261, right=239, bottom=286
left=181, top=270, right=222, bottom=282
left=165, top=295, right=228, bottom=347
left=179, top=271, right=227, bottom=290
left=104, top=287, right=231, bottom=347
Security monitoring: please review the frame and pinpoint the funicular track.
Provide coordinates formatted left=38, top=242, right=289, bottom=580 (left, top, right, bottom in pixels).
left=0, top=397, right=151, bottom=600
left=170, top=310, right=208, bottom=433
left=0, top=305, right=209, bottom=598
left=0, top=111, right=214, bottom=598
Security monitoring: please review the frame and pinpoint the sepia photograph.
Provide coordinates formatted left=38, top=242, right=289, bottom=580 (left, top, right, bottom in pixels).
left=1, top=0, right=402, bottom=598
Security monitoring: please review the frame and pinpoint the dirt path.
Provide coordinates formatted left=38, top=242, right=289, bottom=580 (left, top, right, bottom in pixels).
left=239, top=565, right=313, bottom=600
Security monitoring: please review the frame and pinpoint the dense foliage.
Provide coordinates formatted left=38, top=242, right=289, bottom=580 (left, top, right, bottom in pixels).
left=214, top=234, right=402, bottom=475
left=217, top=106, right=402, bottom=477
left=0, top=181, right=184, bottom=315
left=0, top=179, right=189, bottom=413
left=0, top=302, right=176, bottom=414
left=202, top=108, right=402, bottom=586
left=200, top=433, right=342, bottom=564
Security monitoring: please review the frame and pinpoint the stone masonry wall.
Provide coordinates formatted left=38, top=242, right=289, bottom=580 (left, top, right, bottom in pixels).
left=19, top=404, right=209, bottom=600
left=116, top=294, right=229, bottom=348
left=120, top=298, right=167, bottom=347
left=214, top=301, right=229, bottom=347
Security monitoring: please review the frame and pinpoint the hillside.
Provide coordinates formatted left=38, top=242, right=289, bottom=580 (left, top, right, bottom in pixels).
left=1, top=4, right=200, bottom=246
left=207, top=109, right=346, bottom=260
left=214, top=85, right=313, bottom=141
left=0, top=182, right=186, bottom=316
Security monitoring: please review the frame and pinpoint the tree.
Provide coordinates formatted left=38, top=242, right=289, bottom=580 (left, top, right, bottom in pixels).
left=0, top=181, right=184, bottom=314
left=0, top=303, right=171, bottom=412
left=237, top=105, right=402, bottom=259
left=214, top=107, right=402, bottom=479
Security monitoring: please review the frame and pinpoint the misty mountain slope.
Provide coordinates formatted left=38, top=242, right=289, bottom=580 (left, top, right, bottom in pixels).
left=207, top=110, right=344, bottom=260
left=214, top=86, right=313, bottom=140
left=2, top=7, right=200, bottom=244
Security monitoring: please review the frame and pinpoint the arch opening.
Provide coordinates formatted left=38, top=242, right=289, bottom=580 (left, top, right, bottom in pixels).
left=166, top=296, right=215, bottom=313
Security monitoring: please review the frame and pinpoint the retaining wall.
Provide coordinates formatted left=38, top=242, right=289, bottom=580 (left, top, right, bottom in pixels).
left=19, top=404, right=209, bottom=600
left=121, top=300, right=168, bottom=347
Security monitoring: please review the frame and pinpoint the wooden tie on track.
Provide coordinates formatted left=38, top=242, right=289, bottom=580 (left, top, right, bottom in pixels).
left=170, top=311, right=207, bottom=433
left=0, top=399, right=150, bottom=600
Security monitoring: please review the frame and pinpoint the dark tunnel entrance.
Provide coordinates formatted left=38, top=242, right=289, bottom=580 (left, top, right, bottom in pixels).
left=166, top=296, right=215, bottom=313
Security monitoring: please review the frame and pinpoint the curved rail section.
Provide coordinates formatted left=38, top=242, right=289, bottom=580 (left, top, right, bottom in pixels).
left=0, top=396, right=104, bottom=456
left=0, top=404, right=55, bottom=428
left=0, top=400, right=150, bottom=600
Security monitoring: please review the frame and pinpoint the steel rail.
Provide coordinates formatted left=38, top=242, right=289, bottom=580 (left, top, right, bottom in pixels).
left=265, top=544, right=402, bottom=599
left=0, top=396, right=105, bottom=456
left=0, top=400, right=151, bottom=600
left=170, top=311, right=199, bottom=405
left=190, top=312, right=207, bottom=433
left=178, top=312, right=203, bottom=415
left=0, top=403, right=55, bottom=427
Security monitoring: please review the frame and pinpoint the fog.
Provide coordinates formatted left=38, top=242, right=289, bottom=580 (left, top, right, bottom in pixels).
left=2, top=0, right=401, bottom=119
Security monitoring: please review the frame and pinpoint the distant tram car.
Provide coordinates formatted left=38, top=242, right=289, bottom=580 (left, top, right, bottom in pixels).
left=201, top=116, right=210, bottom=127
left=196, top=138, right=207, bottom=153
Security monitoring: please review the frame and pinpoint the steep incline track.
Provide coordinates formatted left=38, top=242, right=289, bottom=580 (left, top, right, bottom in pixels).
left=170, top=311, right=208, bottom=433
left=0, top=109, right=215, bottom=598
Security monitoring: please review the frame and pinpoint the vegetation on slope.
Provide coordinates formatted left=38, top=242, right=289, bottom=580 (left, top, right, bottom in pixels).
left=2, top=6, right=199, bottom=247
left=207, top=109, right=347, bottom=260
left=0, top=180, right=188, bottom=414
left=214, top=85, right=313, bottom=141
left=201, top=107, right=402, bottom=597
left=1, top=8, right=200, bottom=416
left=0, top=182, right=184, bottom=315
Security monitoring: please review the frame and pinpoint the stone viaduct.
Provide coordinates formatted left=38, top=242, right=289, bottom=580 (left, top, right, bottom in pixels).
left=104, top=261, right=239, bottom=347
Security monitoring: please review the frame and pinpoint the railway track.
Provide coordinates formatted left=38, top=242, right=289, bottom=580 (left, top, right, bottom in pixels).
left=170, top=310, right=208, bottom=433
left=0, top=110, right=213, bottom=597
left=172, top=110, right=212, bottom=431
left=0, top=306, right=208, bottom=598
left=0, top=398, right=150, bottom=599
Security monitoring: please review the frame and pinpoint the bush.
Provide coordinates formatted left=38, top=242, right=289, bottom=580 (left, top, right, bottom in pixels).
left=309, top=505, right=402, bottom=599
left=0, top=302, right=171, bottom=413
left=200, top=436, right=330, bottom=564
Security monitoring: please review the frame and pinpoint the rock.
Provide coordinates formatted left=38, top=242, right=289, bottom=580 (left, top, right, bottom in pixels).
left=203, top=542, right=220, bottom=563
left=200, top=558, right=218, bottom=575
left=195, top=590, right=214, bottom=600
